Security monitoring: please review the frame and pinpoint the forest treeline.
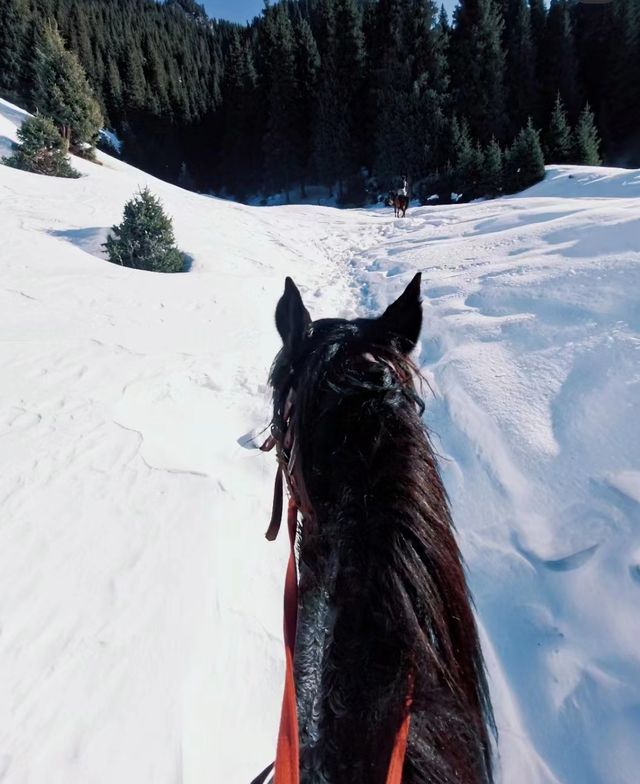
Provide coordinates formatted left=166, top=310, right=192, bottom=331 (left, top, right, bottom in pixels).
left=1, top=0, right=638, bottom=203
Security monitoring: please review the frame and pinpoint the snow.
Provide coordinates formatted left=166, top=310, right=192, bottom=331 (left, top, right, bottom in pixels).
left=1, top=97, right=639, bottom=784
left=98, top=129, right=123, bottom=155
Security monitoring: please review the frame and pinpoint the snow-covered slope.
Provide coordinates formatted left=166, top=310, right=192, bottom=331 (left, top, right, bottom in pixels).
left=1, top=98, right=639, bottom=784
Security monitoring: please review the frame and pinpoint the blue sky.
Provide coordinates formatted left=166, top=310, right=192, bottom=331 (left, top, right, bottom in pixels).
left=202, top=1, right=458, bottom=25
left=202, top=1, right=264, bottom=23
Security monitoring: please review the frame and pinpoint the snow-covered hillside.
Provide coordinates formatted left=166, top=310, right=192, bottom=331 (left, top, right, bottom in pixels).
left=1, top=98, right=639, bottom=784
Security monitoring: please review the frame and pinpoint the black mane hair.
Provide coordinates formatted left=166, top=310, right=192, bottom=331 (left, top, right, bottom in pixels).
left=268, top=275, right=495, bottom=784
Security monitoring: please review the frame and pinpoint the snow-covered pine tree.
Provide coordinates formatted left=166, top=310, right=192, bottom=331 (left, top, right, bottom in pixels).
left=104, top=189, right=186, bottom=273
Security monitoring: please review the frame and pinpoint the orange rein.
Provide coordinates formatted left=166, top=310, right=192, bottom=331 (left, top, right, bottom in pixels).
left=273, top=498, right=301, bottom=784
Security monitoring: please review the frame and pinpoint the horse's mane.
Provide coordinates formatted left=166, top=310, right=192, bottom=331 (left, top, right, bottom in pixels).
left=269, top=317, right=495, bottom=784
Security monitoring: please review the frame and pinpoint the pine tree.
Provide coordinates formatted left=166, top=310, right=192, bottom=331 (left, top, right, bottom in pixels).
left=471, top=141, right=486, bottom=197
left=437, top=4, right=451, bottom=36
left=450, top=0, right=506, bottom=143
left=32, top=22, right=103, bottom=149
left=68, top=6, right=95, bottom=83
left=407, top=0, right=450, bottom=179
left=452, top=119, right=484, bottom=199
left=3, top=114, right=80, bottom=178
left=104, top=188, right=186, bottom=273
left=543, top=0, right=580, bottom=121
left=0, top=0, right=28, bottom=100
left=503, top=0, right=537, bottom=136
left=573, top=104, right=601, bottom=166
left=371, top=0, right=409, bottom=184
left=529, top=0, right=546, bottom=60
left=481, top=137, right=503, bottom=196
left=313, top=0, right=339, bottom=194
left=605, top=0, right=640, bottom=159
left=372, top=0, right=446, bottom=188
left=333, top=0, right=366, bottom=199
left=545, top=93, right=572, bottom=163
left=104, top=57, right=124, bottom=121
left=122, top=46, right=147, bottom=113
left=294, top=16, right=321, bottom=195
left=143, top=33, right=171, bottom=117
left=528, top=0, right=546, bottom=123
left=312, top=0, right=365, bottom=200
left=504, top=118, right=545, bottom=192
left=262, top=4, right=299, bottom=199
left=221, top=29, right=261, bottom=199
left=447, top=118, right=472, bottom=198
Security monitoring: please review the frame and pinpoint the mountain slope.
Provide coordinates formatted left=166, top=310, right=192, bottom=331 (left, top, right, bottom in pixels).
left=1, top=99, right=639, bottom=784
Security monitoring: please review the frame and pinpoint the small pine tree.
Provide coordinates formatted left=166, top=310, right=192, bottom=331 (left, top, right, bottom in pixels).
left=545, top=94, right=573, bottom=164
left=2, top=114, right=80, bottom=178
left=104, top=188, right=186, bottom=273
left=481, top=137, right=503, bottom=196
left=32, top=22, right=103, bottom=150
left=573, top=104, right=602, bottom=166
left=451, top=119, right=483, bottom=199
left=504, top=118, right=545, bottom=192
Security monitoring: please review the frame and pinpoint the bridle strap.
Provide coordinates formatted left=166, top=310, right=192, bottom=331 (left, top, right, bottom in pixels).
left=274, top=499, right=300, bottom=784
left=264, top=463, right=284, bottom=542
left=259, top=430, right=289, bottom=542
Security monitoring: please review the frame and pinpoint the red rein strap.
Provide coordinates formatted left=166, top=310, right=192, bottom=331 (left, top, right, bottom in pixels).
left=274, top=499, right=300, bottom=784
left=385, top=676, right=413, bottom=784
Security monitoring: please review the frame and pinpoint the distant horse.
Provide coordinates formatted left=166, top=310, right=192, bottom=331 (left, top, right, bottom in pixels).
left=257, top=274, right=495, bottom=784
left=389, top=192, right=409, bottom=218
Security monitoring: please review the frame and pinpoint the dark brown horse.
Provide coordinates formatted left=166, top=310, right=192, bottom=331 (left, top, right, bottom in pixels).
left=257, top=274, right=495, bottom=783
left=392, top=193, right=409, bottom=218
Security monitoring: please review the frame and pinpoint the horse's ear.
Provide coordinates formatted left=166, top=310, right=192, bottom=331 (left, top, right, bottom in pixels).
left=275, top=277, right=311, bottom=354
left=375, top=272, right=422, bottom=353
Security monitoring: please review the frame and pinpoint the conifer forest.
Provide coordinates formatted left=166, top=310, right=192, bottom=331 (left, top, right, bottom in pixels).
left=1, top=0, right=638, bottom=203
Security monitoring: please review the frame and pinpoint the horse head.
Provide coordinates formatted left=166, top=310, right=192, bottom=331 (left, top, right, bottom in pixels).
left=262, top=275, right=495, bottom=784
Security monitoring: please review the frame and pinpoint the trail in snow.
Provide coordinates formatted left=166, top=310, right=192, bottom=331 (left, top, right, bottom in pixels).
left=1, top=99, right=639, bottom=784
